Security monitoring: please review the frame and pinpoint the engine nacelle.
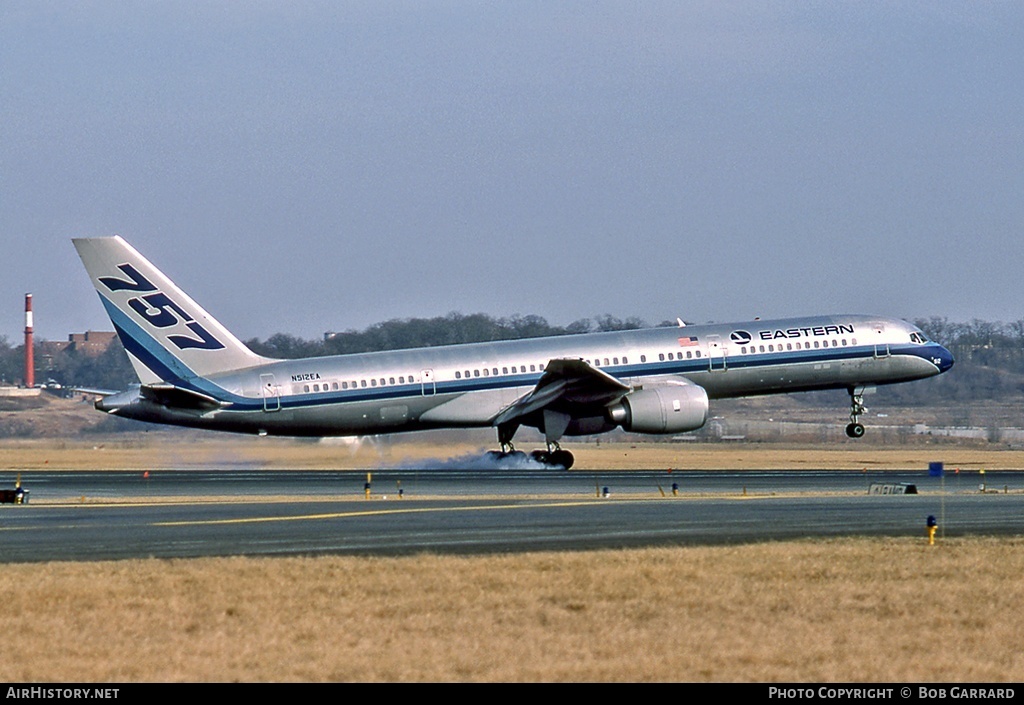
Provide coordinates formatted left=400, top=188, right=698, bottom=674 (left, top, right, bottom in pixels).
left=607, top=383, right=709, bottom=434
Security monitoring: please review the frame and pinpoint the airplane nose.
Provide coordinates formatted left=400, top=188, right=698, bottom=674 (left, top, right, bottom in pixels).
left=935, top=345, right=955, bottom=373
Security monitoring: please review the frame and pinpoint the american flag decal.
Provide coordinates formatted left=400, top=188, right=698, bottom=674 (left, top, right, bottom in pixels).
left=678, top=336, right=699, bottom=346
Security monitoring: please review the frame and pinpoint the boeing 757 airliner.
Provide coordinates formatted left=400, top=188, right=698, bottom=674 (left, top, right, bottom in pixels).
left=74, top=237, right=954, bottom=469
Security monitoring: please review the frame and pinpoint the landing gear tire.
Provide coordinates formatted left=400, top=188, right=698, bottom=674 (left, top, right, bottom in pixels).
left=846, top=422, right=865, bottom=439
left=549, top=449, right=574, bottom=470
left=528, top=449, right=574, bottom=469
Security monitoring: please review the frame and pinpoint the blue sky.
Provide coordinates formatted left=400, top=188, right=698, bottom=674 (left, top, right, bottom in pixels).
left=2, top=1, right=1022, bottom=342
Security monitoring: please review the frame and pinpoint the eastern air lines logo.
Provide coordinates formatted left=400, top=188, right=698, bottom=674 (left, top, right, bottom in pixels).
left=99, top=263, right=225, bottom=351
left=730, top=330, right=752, bottom=345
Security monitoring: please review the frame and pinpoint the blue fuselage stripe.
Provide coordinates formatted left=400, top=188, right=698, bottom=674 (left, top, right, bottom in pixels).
left=221, top=342, right=943, bottom=414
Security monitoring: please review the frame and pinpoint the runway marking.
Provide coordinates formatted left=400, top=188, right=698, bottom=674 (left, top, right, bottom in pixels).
left=153, top=499, right=620, bottom=527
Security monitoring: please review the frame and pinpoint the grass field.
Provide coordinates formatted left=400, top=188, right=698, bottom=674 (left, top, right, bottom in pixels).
left=2, top=436, right=1023, bottom=682
left=1, top=539, right=1022, bottom=682
left=3, top=433, right=1024, bottom=472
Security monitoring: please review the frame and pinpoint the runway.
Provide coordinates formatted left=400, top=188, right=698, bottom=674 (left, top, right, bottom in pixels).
left=1, top=469, right=1021, bottom=562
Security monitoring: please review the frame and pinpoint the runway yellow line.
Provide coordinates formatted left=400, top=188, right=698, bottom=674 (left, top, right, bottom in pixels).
left=154, top=499, right=612, bottom=527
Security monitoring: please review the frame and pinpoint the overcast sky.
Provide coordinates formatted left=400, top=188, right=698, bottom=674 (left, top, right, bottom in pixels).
left=2, top=1, right=1022, bottom=343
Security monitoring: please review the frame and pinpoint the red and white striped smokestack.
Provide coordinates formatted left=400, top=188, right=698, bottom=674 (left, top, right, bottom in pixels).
left=24, top=293, right=34, bottom=389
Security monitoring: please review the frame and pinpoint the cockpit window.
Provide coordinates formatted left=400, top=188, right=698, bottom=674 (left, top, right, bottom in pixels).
left=909, top=332, right=929, bottom=344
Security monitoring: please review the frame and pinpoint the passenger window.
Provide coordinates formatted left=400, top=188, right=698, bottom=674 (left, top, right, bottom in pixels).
left=456, top=371, right=461, bottom=379
left=304, top=385, right=310, bottom=393
left=640, top=355, right=646, bottom=362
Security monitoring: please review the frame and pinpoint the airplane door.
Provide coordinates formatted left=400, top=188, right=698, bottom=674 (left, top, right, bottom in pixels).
left=706, top=335, right=727, bottom=371
left=872, top=323, right=890, bottom=358
left=260, top=373, right=280, bottom=412
left=421, top=369, right=436, bottom=396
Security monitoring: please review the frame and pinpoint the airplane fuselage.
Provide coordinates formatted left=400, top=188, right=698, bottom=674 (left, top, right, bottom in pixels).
left=101, top=313, right=953, bottom=438
left=74, top=236, right=954, bottom=467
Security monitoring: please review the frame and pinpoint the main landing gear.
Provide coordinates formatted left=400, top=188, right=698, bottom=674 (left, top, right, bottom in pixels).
left=529, top=444, right=575, bottom=470
left=489, top=424, right=573, bottom=467
left=846, top=387, right=867, bottom=438
left=488, top=442, right=575, bottom=469
left=493, top=423, right=575, bottom=469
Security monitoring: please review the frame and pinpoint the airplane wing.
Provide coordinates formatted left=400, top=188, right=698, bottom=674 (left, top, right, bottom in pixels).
left=492, top=358, right=632, bottom=427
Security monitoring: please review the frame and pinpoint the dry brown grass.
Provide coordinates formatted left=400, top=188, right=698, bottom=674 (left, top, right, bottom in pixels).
left=1, top=538, right=1023, bottom=682
left=4, top=435, right=1024, bottom=471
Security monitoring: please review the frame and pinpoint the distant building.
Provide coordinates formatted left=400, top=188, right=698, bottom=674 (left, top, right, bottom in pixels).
left=41, top=331, right=117, bottom=358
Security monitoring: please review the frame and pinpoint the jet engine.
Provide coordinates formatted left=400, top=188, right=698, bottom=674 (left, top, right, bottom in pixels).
left=606, top=382, right=709, bottom=434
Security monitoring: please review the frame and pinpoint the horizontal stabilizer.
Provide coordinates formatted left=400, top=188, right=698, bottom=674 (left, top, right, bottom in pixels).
left=70, top=386, right=123, bottom=397
left=140, top=384, right=226, bottom=411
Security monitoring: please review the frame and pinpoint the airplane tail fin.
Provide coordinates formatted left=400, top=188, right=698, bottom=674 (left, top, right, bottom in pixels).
left=73, top=236, right=268, bottom=386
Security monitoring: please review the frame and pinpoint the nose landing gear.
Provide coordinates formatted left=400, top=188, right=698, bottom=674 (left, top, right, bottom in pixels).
left=846, top=387, right=867, bottom=438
